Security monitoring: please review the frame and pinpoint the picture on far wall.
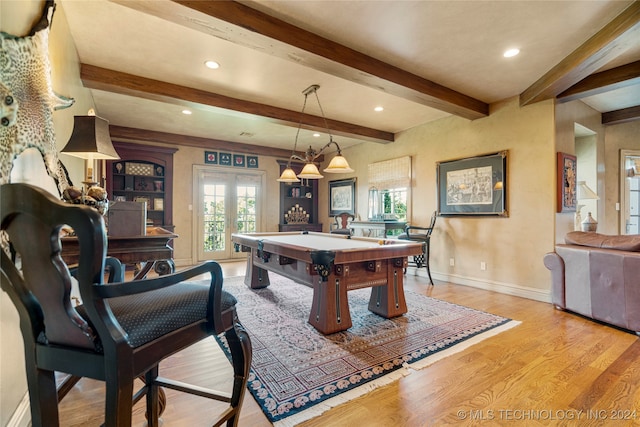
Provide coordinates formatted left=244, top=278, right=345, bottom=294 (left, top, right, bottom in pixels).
left=436, top=151, right=508, bottom=216
left=247, top=156, right=259, bottom=168
left=557, top=152, right=577, bottom=213
left=219, top=152, right=232, bottom=166
left=329, top=178, right=356, bottom=216
left=204, top=151, right=218, bottom=164
left=233, top=154, right=246, bottom=167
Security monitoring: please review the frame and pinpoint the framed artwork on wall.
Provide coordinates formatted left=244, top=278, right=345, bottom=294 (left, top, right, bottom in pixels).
left=436, top=151, right=508, bottom=216
left=233, top=154, right=246, bottom=167
left=204, top=151, right=218, bottom=164
left=557, top=152, right=577, bottom=213
left=219, top=152, right=232, bottom=166
left=247, top=156, right=259, bottom=168
left=329, top=178, right=356, bottom=216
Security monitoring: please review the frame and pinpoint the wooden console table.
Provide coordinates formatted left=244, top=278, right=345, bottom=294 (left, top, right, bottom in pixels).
left=61, top=226, right=177, bottom=279
left=348, top=220, right=407, bottom=237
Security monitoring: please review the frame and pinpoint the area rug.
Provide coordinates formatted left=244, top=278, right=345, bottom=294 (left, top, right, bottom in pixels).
left=216, top=275, right=519, bottom=426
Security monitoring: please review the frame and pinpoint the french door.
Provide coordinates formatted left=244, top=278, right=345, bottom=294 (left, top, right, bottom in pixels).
left=620, top=150, right=640, bottom=234
left=194, top=166, right=264, bottom=261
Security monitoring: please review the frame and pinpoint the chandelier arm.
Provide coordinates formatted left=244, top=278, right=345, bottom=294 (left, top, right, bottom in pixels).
left=312, top=88, right=333, bottom=140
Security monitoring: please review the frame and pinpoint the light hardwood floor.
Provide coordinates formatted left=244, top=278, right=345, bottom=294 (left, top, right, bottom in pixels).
left=56, top=261, right=640, bottom=426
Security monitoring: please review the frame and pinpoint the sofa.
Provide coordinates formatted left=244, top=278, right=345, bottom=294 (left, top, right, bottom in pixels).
left=544, top=231, right=640, bottom=335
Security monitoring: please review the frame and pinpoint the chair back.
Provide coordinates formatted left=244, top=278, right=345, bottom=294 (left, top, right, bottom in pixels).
left=1, top=183, right=107, bottom=350
left=331, top=212, right=355, bottom=234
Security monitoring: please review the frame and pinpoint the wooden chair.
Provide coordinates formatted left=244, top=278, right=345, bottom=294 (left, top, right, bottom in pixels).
left=330, top=212, right=355, bottom=235
left=399, top=211, right=437, bottom=285
left=0, top=183, right=252, bottom=427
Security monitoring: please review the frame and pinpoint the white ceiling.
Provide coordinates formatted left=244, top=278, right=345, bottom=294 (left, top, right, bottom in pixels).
left=59, top=0, right=640, bottom=153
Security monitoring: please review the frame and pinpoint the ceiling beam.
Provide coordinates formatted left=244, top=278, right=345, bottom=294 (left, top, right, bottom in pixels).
left=520, top=1, right=640, bottom=106
left=109, top=125, right=321, bottom=160
left=602, top=105, right=640, bottom=125
left=113, top=0, right=488, bottom=120
left=558, top=61, right=640, bottom=102
left=81, top=64, right=394, bottom=144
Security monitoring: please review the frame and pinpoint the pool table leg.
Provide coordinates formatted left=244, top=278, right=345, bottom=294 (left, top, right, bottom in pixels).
left=308, top=276, right=352, bottom=334
left=368, top=259, right=408, bottom=318
left=244, top=252, right=270, bottom=289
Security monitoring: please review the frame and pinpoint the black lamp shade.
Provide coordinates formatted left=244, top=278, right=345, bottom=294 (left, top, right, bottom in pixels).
left=61, top=116, right=120, bottom=160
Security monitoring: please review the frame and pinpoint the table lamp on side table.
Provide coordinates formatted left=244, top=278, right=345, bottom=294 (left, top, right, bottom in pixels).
left=575, top=181, right=599, bottom=232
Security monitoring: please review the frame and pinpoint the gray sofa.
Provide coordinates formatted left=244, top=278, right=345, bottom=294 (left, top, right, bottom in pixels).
left=544, top=231, right=640, bottom=335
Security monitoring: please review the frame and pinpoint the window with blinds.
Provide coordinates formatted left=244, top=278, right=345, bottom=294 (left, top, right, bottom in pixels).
left=368, top=156, right=411, bottom=223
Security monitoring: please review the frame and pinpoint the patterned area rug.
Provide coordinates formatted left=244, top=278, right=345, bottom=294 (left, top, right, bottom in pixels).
left=217, top=275, right=519, bottom=426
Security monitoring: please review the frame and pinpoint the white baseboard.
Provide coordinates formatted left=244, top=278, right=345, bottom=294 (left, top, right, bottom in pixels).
left=7, top=392, right=30, bottom=427
left=408, top=268, right=551, bottom=303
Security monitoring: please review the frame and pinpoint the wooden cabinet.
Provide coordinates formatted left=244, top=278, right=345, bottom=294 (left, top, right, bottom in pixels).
left=106, top=142, right=177, bottom=230
left=278, top=160, right=322, bottom=232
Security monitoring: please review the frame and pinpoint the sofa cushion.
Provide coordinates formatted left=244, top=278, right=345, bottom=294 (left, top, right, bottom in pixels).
left=565, top=231, right=640, bottom=252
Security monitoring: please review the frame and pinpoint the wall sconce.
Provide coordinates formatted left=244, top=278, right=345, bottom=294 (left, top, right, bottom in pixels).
left=277, top=85, right=354, bottom=183
left=61, top=113, right=120, bottom=186
left=575, top=180, right=599, bottom=231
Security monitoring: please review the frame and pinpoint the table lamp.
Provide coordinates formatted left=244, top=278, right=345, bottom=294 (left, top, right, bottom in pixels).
left=575, top=180, right=599, bottom=231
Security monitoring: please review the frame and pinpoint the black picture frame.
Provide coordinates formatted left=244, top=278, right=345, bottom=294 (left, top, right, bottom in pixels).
left=247, top=156, right=259, bottom=168
left=219, top=152, right=232, bottom=166
left=329, top=178, right=356, bottom=216
left=204, top=151, right=217, bottom=164
left=233, top=154, right=246, bottom=167
left=436, top=151, right=508, bottom=216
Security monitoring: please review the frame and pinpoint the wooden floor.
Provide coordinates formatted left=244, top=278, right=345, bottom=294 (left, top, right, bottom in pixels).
left=56, top=261, right=640, bottom=426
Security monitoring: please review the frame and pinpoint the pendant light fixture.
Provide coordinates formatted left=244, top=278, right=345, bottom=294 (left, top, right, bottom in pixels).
left=277, top=85, right=354, bottom=183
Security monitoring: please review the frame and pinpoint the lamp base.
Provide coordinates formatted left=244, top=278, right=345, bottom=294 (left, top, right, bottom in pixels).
left=581, top=212, right=597, bottom=232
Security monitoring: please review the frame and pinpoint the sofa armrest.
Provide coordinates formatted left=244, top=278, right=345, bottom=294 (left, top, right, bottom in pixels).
left=544, top=252, right=565, bottom=308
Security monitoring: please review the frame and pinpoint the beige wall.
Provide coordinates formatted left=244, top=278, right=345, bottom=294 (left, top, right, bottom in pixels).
left=604, top=120, right=640, bottom=234
left=322, top=98, right=556, bottom=299
left=1, top=1, right=95, bottom=425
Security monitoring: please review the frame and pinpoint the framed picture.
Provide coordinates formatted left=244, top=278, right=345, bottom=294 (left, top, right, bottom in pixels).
left=233, top=154, right=246, bottom=167
left=329, top=178, right=356, bottom=216
left=154, top=197, right=164, bottom=211
left=133, top=196, right=150, bottom=209
left=219, top=152, right=232, bottom=166
left=436, top=151, right=508, bottom=216
left=247, top=156, right=259, bottom=168
left=204, top=151, right=218, bottom=164
left=557, top=152, right=577, bottom=213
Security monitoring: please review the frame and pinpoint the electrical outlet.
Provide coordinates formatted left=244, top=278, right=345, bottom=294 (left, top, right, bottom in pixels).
left=449, top=258, right=455, bottom=267
left=480, top=261, right=487, bottom=271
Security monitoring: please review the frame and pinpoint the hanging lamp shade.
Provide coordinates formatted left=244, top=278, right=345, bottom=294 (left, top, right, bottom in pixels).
left=324, top=154, right=354, bottom=173
left=297, top=163, right=323, bottom=179
left=61, top=115, right=120, bottom=160
left=277, top=167, right=300, bottom=183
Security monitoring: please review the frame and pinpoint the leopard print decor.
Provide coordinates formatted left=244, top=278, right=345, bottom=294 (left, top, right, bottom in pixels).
left=0, top=0, right=74, bottom=194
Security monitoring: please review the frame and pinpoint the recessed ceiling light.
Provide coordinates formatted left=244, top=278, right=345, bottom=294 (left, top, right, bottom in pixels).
left=313, top=133, right=321, bottom=137
left=182, top=109, right=192, bottom=115
left=374, top=106, right=384, bottom=112
left=503, top=48, right=520, bottom=58
left=204, top=60, right=220, bottom=69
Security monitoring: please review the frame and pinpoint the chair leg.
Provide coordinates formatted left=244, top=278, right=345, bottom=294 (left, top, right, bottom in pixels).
left=425, top=241, right=433, bottom=286
left=145, top=366, right=160, bottom=427
left=224, top=321, right=252, bottom=427
left=104, top=367, right=134, bottom=427
left=25, top=361, right=59, bottom=427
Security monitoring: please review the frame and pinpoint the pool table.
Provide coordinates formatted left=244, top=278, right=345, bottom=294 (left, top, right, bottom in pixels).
left=231, top=232, right=423, bottom=334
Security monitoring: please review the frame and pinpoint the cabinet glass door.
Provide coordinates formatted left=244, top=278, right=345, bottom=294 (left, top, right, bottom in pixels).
left=196, top=169, right=263, bottom=260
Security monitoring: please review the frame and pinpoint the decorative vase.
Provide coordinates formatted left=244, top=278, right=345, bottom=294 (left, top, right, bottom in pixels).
left=581, top=212, right=598, bottom=232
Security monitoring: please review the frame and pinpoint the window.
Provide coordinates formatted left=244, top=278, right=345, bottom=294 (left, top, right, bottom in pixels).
left=368, top=156, right=411, bottom=223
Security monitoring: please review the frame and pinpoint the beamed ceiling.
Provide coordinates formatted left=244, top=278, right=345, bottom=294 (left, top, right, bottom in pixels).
left=58, top=0, right=640, bottom=156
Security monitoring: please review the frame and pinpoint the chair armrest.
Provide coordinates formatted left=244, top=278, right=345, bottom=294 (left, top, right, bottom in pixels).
left=403, top=225, right=432, bottom=241
left=69, top=256, right=124, bottom=283
left=92, top=261, right=222, bottom=299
